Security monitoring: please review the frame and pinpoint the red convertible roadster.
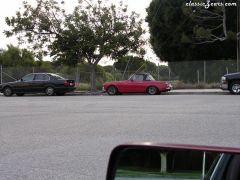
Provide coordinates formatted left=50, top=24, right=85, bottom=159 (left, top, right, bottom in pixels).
left=103, top=73, right=172, bottom=95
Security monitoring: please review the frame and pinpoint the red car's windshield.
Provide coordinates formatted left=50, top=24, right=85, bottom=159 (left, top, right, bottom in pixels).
left=146, top=74, right=155, bottom=81
left=128, top=74, right=155, bottom=81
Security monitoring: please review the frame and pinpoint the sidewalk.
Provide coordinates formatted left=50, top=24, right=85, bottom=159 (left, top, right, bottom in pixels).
left=72, top=89, right=229, bottom=95
left=167, top=89, right=229, bottom=95
left=0, top=89, right=230, bottom=96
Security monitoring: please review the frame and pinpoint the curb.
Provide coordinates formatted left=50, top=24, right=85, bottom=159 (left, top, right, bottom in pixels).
left=165, top=91, right=230, bottom=95
left=70, top=90, right=230, bottom=96
left=68, top=91, right=106, bottom=96
left=0, top=90, right=231, bottom=96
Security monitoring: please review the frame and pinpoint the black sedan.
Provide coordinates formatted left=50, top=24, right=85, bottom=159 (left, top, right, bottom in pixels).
left=0, top=73, right=75, bottom=96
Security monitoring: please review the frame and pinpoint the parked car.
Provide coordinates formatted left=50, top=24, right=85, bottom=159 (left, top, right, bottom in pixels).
left=0, top=73, right=75, bottom=96
left=103, top=73, right=172, bottom=95
left=220, top=72, right=240, bottom=94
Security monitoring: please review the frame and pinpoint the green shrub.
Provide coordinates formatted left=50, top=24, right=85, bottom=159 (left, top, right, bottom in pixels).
left=171, top=80, right=220, bottom=89
left=75, top=83, right=91, bottom=91
left=75, top=82, right=103, bottom=91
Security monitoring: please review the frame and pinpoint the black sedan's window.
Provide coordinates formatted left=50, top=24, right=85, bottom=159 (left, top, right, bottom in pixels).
left=34, top=74, right=49, bottom=81
left=22, top=74, right=35, bottom=81
left=49, top=74, right=65, bottom=80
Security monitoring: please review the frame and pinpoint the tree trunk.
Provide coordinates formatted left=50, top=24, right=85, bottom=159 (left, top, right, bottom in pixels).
left=222, top=0, right=227, bottom=40
left=90, top=64, right=97, bottom=92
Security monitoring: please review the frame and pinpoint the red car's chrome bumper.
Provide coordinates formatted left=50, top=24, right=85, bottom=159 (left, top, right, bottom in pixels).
left=102, top=86, right=106, bottom=92
left=166, top=84, right=173, bottom=91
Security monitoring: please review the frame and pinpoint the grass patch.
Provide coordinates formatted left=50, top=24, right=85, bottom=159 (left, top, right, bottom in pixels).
left=75, top=82, right=103, bottom=91
left=170, top=80, right=220, bottom=89
left=75, top=83, right=91, bottom=91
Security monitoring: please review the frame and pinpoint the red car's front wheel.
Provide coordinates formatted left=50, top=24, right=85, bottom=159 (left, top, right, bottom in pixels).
left=107, top=86, right=118, bottom=95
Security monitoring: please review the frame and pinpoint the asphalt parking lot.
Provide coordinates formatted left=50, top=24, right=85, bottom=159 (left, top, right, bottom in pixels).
left=0, top=94, right=239, bottom=179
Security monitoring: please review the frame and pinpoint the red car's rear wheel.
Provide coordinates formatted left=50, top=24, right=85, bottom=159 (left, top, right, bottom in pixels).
left=147, top=86, right=158, bottom=95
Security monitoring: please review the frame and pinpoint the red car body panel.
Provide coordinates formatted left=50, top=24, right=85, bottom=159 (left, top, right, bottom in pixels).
left=103, top=80, right=171, bottom=93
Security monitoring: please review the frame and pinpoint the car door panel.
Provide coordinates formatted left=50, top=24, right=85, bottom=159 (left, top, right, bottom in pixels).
left=117, top=81, right=132, bottom=93
left=14, top=74, right=35, bottom=93
left=33, top=74, right=51, bottom=92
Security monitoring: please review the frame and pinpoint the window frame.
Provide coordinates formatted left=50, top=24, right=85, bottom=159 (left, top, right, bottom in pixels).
left=21, top=74, right=35, bottom=82
left=34, top=74, right=50, bottom=81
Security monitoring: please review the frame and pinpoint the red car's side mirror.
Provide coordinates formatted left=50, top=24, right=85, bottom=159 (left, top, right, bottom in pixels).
left=106, top=143, right=240, bottom=180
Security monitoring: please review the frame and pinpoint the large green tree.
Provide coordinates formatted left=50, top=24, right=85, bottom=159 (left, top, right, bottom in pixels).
left=146, top=0, right=237, bottom=62
left=0, top=45, right=35, bottom=67
left=5, top=0, right=145, bottom=91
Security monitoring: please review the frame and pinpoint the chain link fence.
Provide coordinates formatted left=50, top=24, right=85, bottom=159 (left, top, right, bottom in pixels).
left=0, top=60, right=238, bottom=90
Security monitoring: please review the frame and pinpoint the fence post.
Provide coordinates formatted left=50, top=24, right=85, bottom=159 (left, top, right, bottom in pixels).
left=122, top=57, right=131, bottom=80
left=168, top=67, right=171, bottom=81
left=197, top=70, right=200, bottom=84
left=75, top=66, right=80, bottom=86
left=113, top=65, right=116, bottom=81
left=203, top=61, right=206, bottom=83
left=0, top=65, right=2, bottom=84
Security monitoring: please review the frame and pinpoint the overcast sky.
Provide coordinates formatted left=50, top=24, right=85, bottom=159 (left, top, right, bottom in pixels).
left=0, top=0, right=161, bottom=65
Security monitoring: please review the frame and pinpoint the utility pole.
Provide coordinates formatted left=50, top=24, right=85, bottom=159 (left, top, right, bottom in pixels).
left=76, top=66, right=80, bottom=86
left=168, top=68, right=171, bottom=81
left=0, top=65, right=2, bottom=84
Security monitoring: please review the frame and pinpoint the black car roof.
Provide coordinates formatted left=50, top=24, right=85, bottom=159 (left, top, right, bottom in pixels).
left=30, top=73, right=56, bottom=76
left=30, top=73, right=48, bottom=75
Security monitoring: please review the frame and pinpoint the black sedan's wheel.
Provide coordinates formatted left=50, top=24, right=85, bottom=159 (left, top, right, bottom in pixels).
left=230, top=81, right=240, bottom=95
left=107, top=86, right=118, bottom=95
left=147, top=86, right=158, bottom=95
left=3, top=87, right=13, bottom=97
left=16, top=93, right=24, bottom=96
left=45, top=87, right=55, bottom=96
